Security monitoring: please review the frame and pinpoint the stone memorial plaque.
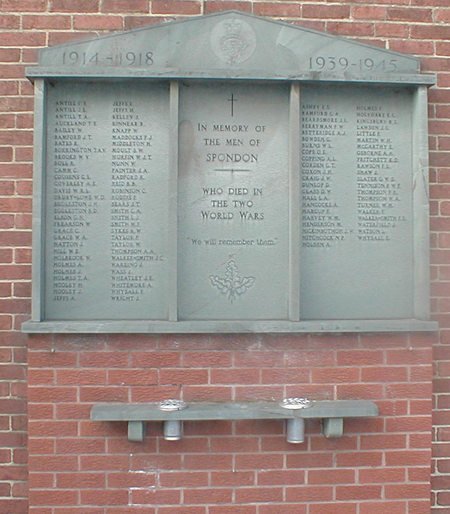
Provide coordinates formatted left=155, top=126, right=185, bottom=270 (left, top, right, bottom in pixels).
left=300, top=86, right=413, bottom=319
left=178, top=83, right=290, bottom=320
left=45, top=82, right=170, bottom=319
left=23, top=11, right=436, bottom=332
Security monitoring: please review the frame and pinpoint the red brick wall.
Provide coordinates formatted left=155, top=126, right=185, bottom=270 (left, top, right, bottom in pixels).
left=0, top=1, right=448, bottom=513
left=27, top=334, right=434, bottom=514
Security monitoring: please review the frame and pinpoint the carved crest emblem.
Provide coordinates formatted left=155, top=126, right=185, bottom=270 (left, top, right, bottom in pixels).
left=210, top=18, right=257, bottom=65
left=210, top=256, right=255, bottom=303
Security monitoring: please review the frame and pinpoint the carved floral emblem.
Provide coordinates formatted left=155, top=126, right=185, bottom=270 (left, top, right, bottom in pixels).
left=210, top=18, right=257, bottom=65
left=210, top=256, right=255, bottom=302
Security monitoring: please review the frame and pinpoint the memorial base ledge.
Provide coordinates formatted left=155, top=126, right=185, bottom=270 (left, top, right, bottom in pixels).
left=22, top=319, right=438, bottom=334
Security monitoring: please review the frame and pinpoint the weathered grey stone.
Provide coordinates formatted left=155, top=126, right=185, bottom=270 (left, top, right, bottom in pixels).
left=22, top=11, right=437, bottom=333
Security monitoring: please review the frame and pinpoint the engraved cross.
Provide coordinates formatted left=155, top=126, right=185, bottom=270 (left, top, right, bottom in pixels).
left=228, top=94, right=237, bottom=117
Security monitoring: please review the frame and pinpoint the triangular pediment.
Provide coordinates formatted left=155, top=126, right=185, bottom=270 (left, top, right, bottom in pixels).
left=32, top=11, right=424, bottom=81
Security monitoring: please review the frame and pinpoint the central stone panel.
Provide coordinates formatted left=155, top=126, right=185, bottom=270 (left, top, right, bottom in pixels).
left=178, top=82, right=290, bottom=320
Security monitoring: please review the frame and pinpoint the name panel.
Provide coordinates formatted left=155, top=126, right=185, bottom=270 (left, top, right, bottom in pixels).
left=45, top=81, right=171, bottom=320
left=300, top=85, right=413, bottom=319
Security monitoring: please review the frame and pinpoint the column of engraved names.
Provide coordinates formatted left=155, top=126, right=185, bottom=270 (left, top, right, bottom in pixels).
left=51, top=99, right=104, bottom=302
left=110, top=100, right=155, bottom=302
left=301, top=103, right=348, bottom=248
left=356, top=105, right=404, bottom=241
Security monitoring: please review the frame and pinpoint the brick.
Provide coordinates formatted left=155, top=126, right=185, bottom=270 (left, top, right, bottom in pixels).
left=210, top=470, right=255, bottom=487
left=386, top=383, right=432, bottom=399
left=412, top=24, right=450, bottom=39
left=386, top=450, right=431, bottom=466
left=360, top=467, right=406, bottom=484
left=0, top=15, right=20, bottom=28
left=0, top=314, right=13, bottom=330
left=55, top=438, right=106, bottom=454
left=159, top=368, right=208, bottom=384
left=56, top=369, right=106, bottom=386
left=386, top=415, right=431, bottom=432
left=130, top=488, right=181, bottom=505
left=29, top=420, right=78, bottom=437
left=0, top=32, right=46, bottom=47
left=80, top=489, right=129, bottom=505
left=327, top=22, right=374, bottom=37
left=0, top=146, right=13, bottom=161
left=0, top=280, right=12, bottom=298
left=260, top=367, right=310, bottom=384
left=80, top=454, right=129, bottom=471
left=28, top=386, right=77, bottom=403
left=253, top=3, right=301, bottom=17
left=360, top=502, right=407, bottom=514
left=107, top=368, right=157, bottom=385
left=130, top=385, right=181, bottom=402
left=362, top=366, right=408, bottom=382
left=234, top=385, right=284, bottom=401
left=79, top=386, right=128, bottom=402
left=235, top=453, right=283, bottom=470
left=102, top=0, right=149, bottom=12
left=184, top=488, right=233, bottom=504
left=259, top=506, right=306, bottom=514
left=308, top=469, right=355, bottom=485
left=0, top=164, right=32, bottom=179
left=351, top=6, right=387, bottom=20
left=0, top=198, right=32, bottom=212
left=387, top=348, right=431, bottom=365
left=50, top=0, right=99, bottom=12
left=182, top=351, right=231, bottom=367
left=257, top=469, right=305, bottom=485
left=28, top=351, right=77, bottom=367
left=210, top=436, right=259, bottom=453
left=0, top=214, right=14, bottom=228
left=336, top=451, right=382, bottom=467
left=337, top=350, right=384, bottom=366
left=283, top=348, right=335, bottom=368
left=107, top=470, right=156, bottom=488
left=22, top=14, right=72, bottom=29
left=184, top=452, right=232, bottom=468
left=209, top=507, right=256, bottom=514
left=131, top=351, right=181, bottom=368
left=375, top=23, right=409, bottom=38
left=303, top=4, right=350, bottom=19
left=0, top=398, right=26, bottom=414
left=385, top=483, right=430, bottom=499
left=312, top=367, right=360, bottom=383
left=234, top=350, right=285, bottom=368
left=48, top=31, right=96, bottom=46
left=0, top=465, right=27, bottom=481
left=336, top=485, right=382, bottom=500
left=204, top=2, right=252, bottom=14
left=73, top=15, right=124, bottom=30
left=387, top=7, right=432, bottom=22
left=336, top=383, right=383, bottom=399
left=79, top=352, right=128, bottom=367
left=153, top=0, right=201, bottom=14
left=158, top=509, right=203, bottom=514
left=13, top=282, right=31, bottom=298
left=159, top=471, right=207, bottom=488
left=235, top=486, right=283, bottom=503
left=29, top=489, right=78, bottom=506
left=310, top=504, right=357, bottom=514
